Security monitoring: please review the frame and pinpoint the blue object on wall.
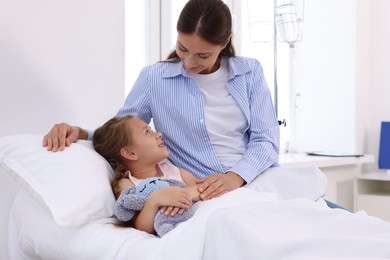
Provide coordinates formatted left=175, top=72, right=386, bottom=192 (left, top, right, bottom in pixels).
left=378, top=122, right=390, bottom=169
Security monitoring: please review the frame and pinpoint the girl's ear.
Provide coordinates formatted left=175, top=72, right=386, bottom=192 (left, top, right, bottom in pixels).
left=120, top=147, right=138, bottom=161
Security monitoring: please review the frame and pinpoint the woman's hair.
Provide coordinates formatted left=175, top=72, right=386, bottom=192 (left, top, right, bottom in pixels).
left=166, top=0, right=235, bottom=61
left=93, top=115, right=134, bottom=198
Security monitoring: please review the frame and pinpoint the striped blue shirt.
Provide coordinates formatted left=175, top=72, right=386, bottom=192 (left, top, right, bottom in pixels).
left=116, top=56, right=280, bottom=184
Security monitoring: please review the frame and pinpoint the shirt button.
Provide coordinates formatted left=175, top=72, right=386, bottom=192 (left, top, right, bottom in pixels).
left=200, top=119, right=204, bottom=123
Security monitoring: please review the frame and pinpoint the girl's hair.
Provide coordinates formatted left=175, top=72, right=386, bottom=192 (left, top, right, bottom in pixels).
left=93, top=115, right=134, bottom=198
left=166, top=0, right=235, bottom=61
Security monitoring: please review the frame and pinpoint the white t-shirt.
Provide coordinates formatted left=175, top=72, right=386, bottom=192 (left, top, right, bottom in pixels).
left=190, top=58, right=248, bottom=168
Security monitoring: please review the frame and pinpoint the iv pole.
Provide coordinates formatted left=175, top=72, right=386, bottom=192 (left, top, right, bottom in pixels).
left=274, top=0, right=286, bottom=126
left=274, top=0, right=304, bottom=127
left=248, top=0, right=303, bottom=126
left=273, top=0, right=279, bottom=118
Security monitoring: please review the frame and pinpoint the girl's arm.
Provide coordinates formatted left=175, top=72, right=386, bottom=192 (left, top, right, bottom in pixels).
left=132, top=186, right=193, bottom=234
left=132, top=195, right=161, bottom=234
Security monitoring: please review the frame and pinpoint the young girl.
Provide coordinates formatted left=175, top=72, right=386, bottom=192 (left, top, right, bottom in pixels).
left=93, top=115, right=200, bottom=235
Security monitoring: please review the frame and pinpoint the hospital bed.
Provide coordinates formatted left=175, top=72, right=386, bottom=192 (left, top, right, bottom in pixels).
left=1, top=134, right=390, bottom=259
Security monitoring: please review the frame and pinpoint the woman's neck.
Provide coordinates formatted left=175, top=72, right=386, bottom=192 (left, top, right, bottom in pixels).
left=199, top=56, right=221, bottom=75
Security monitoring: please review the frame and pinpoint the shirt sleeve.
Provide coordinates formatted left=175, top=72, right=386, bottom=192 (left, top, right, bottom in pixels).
left=87, top=129, right=95, bottom=141
left=116, top=66, right=152, bottom=124
left=228, top=59, right=280, bottom=184
left=86, top=67, right=153, bottom=141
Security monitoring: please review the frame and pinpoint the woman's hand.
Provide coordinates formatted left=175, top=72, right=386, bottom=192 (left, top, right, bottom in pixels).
left=183, top=185, right=201, bottom=201
left=195, top=171, right=245, bottom=200
left=42, top=123, right=87, bottom=152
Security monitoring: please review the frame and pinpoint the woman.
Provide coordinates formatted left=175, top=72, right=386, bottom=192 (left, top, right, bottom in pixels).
left=43, top=0, right=284, bottom=201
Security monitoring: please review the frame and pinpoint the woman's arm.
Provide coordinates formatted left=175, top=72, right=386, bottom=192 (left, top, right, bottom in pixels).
left=43, top=66, right=153, bottom=152
left=42, top=123, right=88, bottom=152
left=227, top=59, right=280, bottom=183
left=194, top=59, right=279, bottom=200
left=116, top=66, right=152, bottom=123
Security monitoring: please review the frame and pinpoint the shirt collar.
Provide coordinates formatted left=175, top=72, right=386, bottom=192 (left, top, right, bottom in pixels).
left=162, top=61, right=185, bottom=78
left=226, top=57, right=252, bottom=80
left=161, top=56, right=252, bottom=79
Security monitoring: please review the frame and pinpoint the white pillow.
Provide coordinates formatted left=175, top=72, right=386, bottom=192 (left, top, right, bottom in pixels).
left=0, top=134, right=115, bottom=227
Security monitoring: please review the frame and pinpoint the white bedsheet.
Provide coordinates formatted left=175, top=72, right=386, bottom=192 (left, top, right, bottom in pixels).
left=9, top=188, right=390, bottom=260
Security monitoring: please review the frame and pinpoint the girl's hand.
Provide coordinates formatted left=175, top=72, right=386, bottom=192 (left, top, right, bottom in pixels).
left=158, top=186, right=200, bottom=216
left=160, top=206, right=186, bottom=216
left=134, top=186, right=192, bottom=233
left=195, top=172, right=245, bottom=200
left=149, top=186, right=192, bottom=210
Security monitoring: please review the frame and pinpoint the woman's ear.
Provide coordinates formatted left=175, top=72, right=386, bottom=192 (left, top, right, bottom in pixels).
left=120, top=147, right=138, bottom=161
left=222, top=34, right=232, bottom=49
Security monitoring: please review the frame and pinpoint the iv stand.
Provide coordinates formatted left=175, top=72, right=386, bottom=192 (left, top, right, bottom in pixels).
left=274, top=0, right=286, bottom=127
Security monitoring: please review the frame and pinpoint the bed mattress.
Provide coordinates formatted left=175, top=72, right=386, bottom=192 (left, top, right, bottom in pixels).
left=8, top=187, right=390, bottom=260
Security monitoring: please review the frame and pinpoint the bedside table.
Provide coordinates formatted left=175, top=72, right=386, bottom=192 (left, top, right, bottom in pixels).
left=355, top=172, right=390, bottom=221
left=280, top=153, right=374, bottom=210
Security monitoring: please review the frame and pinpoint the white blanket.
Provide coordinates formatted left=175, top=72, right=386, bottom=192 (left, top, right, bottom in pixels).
left=116, top=188, right=390, bottom=259
left=10, top=188, right=390, bottom=260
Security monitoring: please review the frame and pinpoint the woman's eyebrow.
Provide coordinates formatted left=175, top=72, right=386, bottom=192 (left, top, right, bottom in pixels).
left=178, top=42, right=187, bottom=50
left=178, top=42, right=212, bottom=55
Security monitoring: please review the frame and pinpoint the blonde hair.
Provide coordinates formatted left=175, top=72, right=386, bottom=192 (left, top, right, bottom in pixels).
left=93, top=115, right=134, bottom=198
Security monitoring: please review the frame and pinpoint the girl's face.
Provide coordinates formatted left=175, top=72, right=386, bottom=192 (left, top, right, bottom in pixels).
left=126, top=117, right=169, bottom=164
left=176, top=32, right=228, bottom=74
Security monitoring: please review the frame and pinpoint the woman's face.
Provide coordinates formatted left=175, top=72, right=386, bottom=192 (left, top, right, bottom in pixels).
left=176, top=32, right=228, bottom=74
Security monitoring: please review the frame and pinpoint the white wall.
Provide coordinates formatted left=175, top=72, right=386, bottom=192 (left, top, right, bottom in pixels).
left=1, top=0, right=389, bottom=173
left=290, top=0, right=390, bottom=172
left=290, top=0, right=360, bottom=154
left=363, top=0, right=390, bottom=172
left=0, top=0, right=124, bottom=137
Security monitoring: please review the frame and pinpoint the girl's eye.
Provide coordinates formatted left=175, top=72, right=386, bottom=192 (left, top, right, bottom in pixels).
left=178, top=46, right=187, bottom=52
left=198, top=55, right=209, bottom=59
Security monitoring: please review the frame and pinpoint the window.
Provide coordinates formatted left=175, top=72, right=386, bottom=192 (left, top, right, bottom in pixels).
left=125, top=0, right=160, bottom=95
left=234, top=0, right=292, bottom=151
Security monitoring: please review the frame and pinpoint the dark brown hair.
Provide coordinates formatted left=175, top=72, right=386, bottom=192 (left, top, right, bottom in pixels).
left=166, top=0, right=235, bottom=61
left=93, top=115, right=134, bottom=198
